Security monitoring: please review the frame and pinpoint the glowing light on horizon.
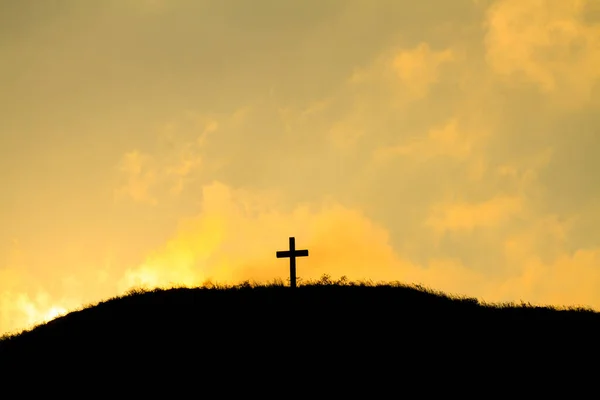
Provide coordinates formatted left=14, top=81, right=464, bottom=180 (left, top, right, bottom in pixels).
left=43, top=306, right=68, bottom=323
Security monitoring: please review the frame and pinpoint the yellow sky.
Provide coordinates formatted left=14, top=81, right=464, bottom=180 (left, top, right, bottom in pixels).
left=2, top=0, right=600, bottom=335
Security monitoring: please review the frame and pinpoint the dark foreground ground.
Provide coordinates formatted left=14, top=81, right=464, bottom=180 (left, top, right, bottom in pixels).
left=1, top=279, right=599, bottom=393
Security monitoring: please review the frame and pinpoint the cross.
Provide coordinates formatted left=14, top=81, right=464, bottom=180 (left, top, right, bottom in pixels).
left=276, top=237, right=309, bottom=288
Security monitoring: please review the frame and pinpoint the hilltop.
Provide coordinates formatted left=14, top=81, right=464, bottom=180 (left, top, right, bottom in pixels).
left=1, top=276, right=599, bottom=391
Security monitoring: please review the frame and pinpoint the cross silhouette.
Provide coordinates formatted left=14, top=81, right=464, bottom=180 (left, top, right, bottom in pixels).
left=276, top=237, right=309, bottom=288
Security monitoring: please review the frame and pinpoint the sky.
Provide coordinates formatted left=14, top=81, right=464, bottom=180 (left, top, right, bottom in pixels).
left=1, top=0, right=600, bottom=335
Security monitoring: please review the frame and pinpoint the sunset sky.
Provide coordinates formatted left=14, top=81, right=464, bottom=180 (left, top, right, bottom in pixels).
left=2, top=0, right=600, bottom=335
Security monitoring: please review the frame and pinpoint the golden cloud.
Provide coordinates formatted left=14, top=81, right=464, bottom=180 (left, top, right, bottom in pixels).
left=392, top=42, right=455, bottom=99
left=484, top=0, right=600, bottom=108
left=499, top=216, right=600, bottom=309
left=426, top=195, right=524, bottom=235
left=114, top=116, right=210, bottom=204
left=347, top=41, right=457, bottom=109
left=116, top=181, right=402, bottom=291
left=373, top=117, right=484, bottom=162
left=114, top=150, right=159, bottom=205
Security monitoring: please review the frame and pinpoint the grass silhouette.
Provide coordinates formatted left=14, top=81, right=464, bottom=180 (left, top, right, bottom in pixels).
left=1, top=274, right=598, bottom=391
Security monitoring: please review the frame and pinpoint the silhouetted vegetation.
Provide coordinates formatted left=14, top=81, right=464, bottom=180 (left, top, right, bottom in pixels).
left=1, top=275, right=598, bottom=389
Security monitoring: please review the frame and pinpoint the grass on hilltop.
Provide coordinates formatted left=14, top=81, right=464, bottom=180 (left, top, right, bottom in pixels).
left=1, top=273, right=596, bottom=343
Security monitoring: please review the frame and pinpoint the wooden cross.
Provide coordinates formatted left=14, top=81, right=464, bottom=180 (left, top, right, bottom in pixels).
left=276, top=237, right=309, bottom=288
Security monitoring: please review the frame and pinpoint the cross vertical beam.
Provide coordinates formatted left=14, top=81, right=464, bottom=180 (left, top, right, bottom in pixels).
left=276, top=237, right=309, bottom=288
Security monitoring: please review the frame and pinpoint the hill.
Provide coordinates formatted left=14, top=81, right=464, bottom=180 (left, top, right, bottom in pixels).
left=1, top=276, right=599, bottom=392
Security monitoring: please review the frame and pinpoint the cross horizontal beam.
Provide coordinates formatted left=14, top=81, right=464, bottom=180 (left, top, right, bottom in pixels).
left=276, top=249, right=308, bottom=258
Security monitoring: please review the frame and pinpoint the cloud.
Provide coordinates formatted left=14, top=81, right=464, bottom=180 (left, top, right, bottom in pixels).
left=0, top=264, right=79, bottom=336
left=484, top=0, right=600, bottom=108
left=497, top=213, right=600, bottom=308
left=346, top=41, right=458, bottom=110
left=113, top=116, right=211, bottom=204
left=327, top=113, right=367, bottom=151
left=426, top=195, right=524, bottom=235
left=114, top=150, right=159, bottom=205
left=392, top=42, right=455, bottom=99
left=116, top=181, right=402, bottom=292
left=372, top=117, right=488, bottom=164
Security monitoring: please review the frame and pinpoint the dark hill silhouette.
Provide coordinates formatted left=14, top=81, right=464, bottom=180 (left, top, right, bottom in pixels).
left=1, top=276, right=598, bottom=393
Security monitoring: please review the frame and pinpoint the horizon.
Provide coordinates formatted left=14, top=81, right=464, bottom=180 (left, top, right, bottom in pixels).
left=2, top=0, right=600, bottom=336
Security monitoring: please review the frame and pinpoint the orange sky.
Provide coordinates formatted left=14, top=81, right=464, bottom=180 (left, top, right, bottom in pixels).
left=2, top=0, right=600, bottom=335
